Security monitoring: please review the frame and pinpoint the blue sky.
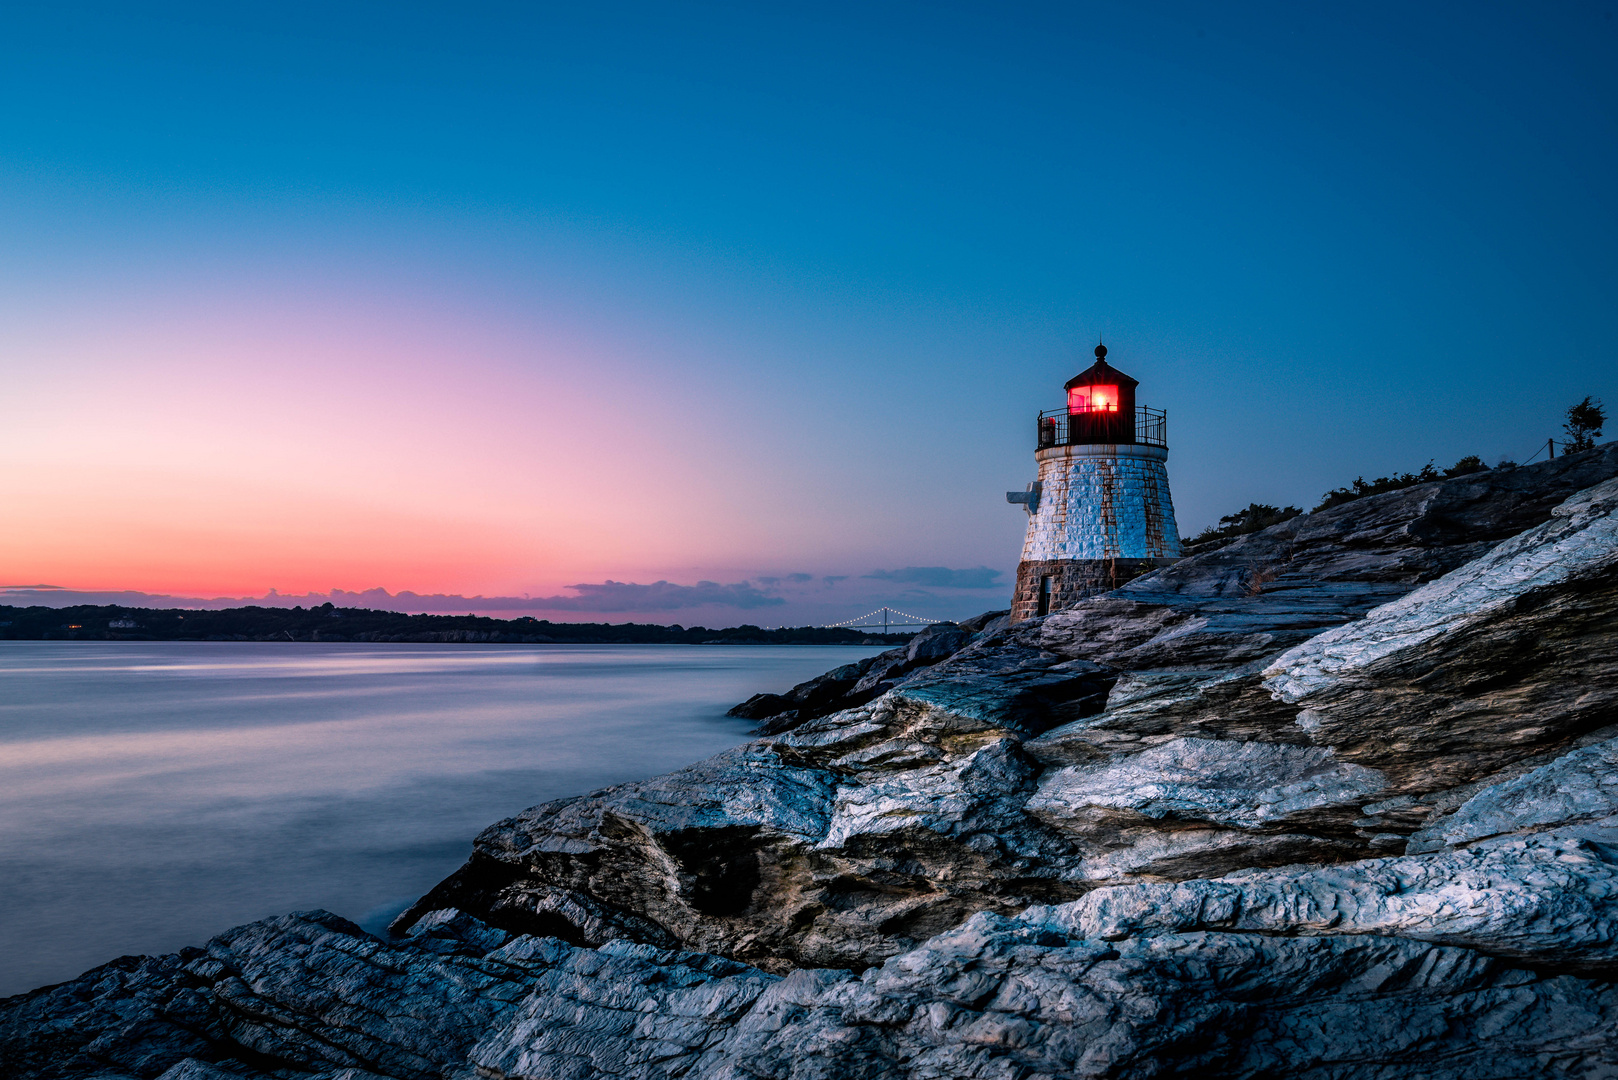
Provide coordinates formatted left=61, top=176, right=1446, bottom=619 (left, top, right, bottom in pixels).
left=1, top=2, right=1614, bottom=624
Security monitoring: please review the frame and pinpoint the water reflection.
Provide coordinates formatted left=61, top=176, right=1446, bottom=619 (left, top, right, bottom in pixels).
left=0, top=641, right=878, bottom=995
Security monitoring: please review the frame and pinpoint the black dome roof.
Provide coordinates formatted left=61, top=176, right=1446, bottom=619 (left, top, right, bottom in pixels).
left=1064, top=355, right=1138, bottom=391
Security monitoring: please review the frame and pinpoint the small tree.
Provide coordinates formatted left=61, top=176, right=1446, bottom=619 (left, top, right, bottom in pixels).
left=1563, top=397, right=1606, bottom=453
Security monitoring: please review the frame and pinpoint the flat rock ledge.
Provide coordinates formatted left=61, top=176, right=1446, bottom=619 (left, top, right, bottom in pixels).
left=5, top=446, right=1618, bottom=1079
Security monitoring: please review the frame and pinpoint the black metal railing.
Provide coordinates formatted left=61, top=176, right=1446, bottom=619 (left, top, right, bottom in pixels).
left=1037, top=405, right=1167, bottom=449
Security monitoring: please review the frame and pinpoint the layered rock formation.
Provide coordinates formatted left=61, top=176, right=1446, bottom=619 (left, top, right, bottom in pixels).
left=15, top=897, right=1615, bottom=1080
left=5, top=445, right=1617, bottom=1078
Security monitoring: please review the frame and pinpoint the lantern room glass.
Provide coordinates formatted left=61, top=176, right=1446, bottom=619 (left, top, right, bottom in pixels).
left=1068, top=383, right=1120, bottom=414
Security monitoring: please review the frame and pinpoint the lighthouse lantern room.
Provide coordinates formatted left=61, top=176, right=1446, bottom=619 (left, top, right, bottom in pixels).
left=1007, top=344, right=1182, bottom=621
left=1062, top=348, right=1138, bottom=445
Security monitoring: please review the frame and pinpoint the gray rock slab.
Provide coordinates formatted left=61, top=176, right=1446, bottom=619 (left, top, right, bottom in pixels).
left=1408, top=735, right=1618, bottom=852
left=1030, top=825, right=1618, bottom=972
left=1256, top=475, right=1618, bottom=789
left=1029, top=736, right=1386, bottom=830
left=1265, top=476, right=1618, bottom=703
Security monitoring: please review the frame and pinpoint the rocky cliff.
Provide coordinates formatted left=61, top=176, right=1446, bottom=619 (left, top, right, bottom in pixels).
left=5, top=446, right=1617, bottom=1079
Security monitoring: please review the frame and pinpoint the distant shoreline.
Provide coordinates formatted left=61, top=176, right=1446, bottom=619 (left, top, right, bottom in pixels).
left=0, top=603, right=917, bottom=646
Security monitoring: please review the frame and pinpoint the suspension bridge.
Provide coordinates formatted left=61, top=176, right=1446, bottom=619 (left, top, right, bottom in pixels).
left=820, top=606, right=943, bottom=633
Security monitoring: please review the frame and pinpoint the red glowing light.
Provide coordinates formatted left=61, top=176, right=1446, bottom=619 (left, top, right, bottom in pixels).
left=1068, top=384, right=1119, bottom=414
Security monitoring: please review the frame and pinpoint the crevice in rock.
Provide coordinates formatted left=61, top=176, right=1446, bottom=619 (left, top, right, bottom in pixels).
left=660, top=826, right=764, bottom=917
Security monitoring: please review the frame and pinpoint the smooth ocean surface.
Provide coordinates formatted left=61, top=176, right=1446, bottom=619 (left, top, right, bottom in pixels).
left=0, top=641, right=881, bottom=997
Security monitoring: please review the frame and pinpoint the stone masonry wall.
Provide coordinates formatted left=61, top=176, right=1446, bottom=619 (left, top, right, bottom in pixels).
left=1010, top=557, right=1169, bottom=622
left=1010, top=443, right=1182, bottom=622
left=1019, top=443, right=1181, bottom=564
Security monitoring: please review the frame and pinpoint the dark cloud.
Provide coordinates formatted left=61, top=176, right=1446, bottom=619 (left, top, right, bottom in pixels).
left=863, top=566, right=1003, bottom=589
left=822, top=575, right=849, bottom=585
left=755, top=572, right=813, bottom=587
left=539, top=580, right=785, bottom=611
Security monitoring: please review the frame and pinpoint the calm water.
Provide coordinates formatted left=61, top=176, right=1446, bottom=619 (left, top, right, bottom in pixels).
left=0, top=641, right=878, bottom=997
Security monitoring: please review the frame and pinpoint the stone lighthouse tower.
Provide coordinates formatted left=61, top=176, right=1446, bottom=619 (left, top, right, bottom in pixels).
left=1005, top=344, right=1182, bottom=621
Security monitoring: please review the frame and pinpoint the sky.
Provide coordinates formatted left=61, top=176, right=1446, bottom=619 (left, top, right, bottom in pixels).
left=1, top=1, right=1614, bottom=626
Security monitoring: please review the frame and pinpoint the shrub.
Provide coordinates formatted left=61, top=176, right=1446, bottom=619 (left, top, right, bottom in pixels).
left=1563, top=397, right=1606, bottom=453
left=1315, top=462, right=1439, bottom=511
left=1188, top=502, right=1303, bottom=546
left=1188, top=454, right=1489, bottom=553
left=1311, top=453, right=1485, bottom=512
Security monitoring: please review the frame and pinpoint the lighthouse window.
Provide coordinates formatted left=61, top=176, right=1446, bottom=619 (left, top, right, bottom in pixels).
left=1037, top=575, right=1052, bottom=616
left=1068, top=384, right=1120, bottom=414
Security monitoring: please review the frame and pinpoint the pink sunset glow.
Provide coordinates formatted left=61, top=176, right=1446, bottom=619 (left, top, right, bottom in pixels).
left=6, top=290, right=700, bottom=595
left=0, top=260, right=1027, bottom=623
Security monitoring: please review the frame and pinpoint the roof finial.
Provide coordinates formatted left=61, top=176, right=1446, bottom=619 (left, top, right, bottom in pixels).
left=1095, top=334, right=1107, bottom=360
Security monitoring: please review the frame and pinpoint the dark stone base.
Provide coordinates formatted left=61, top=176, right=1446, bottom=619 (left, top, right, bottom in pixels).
left=1010, top=558, right=1176, bottom=622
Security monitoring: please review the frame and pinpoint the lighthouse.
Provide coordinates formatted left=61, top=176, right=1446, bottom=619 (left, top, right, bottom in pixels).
left=1005, top=344, right=1182, bottom=621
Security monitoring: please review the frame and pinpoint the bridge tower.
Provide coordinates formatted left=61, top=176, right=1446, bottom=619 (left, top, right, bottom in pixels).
left=1005, top=343, right=1182, bottom=621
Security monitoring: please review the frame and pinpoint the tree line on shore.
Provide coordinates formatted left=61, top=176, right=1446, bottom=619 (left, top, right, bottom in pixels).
left=0, top=603, right=915, bottom=645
